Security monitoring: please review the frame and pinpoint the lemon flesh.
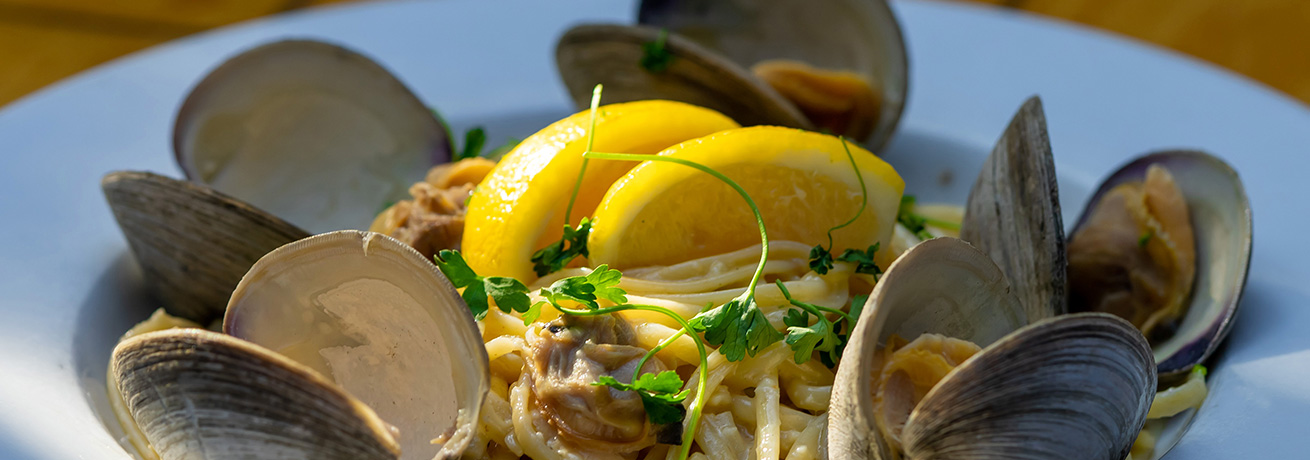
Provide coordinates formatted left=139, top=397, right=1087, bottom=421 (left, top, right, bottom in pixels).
left=589, top=126, right=904, bottom=269
left=462, top=101, right=739, bottom=280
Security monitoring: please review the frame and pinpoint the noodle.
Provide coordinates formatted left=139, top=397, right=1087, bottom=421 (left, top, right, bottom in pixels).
left=475, top=239, right=862, bottom=458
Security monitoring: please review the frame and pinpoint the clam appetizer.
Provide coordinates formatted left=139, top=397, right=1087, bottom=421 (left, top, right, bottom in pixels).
left=100, top=11, right=1249, bottom=460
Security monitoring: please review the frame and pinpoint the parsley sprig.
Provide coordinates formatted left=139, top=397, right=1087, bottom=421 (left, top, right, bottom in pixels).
left=640, top=29, right=674, bottom=73
left=594, top=371, right=690, bottom=425
left=434, top=250, right=531, bottom=320
left=777, top=281, right=859, bottom=365
left=805, top=138, right=882, bottom=277
left=809, top=138, right=869, bottom=275
left=530, top=86, right=605, bottom=276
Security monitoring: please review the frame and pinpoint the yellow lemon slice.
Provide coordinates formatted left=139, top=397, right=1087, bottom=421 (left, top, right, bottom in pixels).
left=462, top=101, right=740, bottom=280
left=589, top=126, right=904, bottom=269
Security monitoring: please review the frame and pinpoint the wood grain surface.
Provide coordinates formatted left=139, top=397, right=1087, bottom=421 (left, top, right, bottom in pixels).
left=0, top=0, right=1306, bottom=107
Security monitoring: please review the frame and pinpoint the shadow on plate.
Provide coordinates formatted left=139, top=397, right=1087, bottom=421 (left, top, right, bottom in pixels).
left=71, top=251, right=156, bottom=458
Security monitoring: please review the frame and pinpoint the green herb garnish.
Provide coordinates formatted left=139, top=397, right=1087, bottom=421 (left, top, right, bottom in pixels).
left=777, top=281, right=858, bottom=365
left=837, top=243, right=883, bottom=277
left=530, top=218, right=593, bottom=276
left=1139, top=230, right=1154, bottom=247
left=897, top=195, right=934, bottom=240
left=594, top=371, right=691, bottom=425
left=808, top=138, right=869, bottom=275
left=456, top=126, right=488, bottom=160
left=434, top=249, right=531, bottom=320
left=640, top=29, right=675, bottom=73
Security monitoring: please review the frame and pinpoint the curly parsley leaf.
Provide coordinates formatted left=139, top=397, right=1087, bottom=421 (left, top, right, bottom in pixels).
left=777, top=281, right=842, bottom=364
left=690, top=293, right=782, bottom=362
left=837, top=243, right=883, bottom=277
left=435, top=250, right=531, bottom=321
left=531, top=218, right=593, bottom=276
left=537, top=264, right=627, bottom=311
left=820, top=293, right=867, bottom=368
left=594, top=371, right=690, bottom=425
left=640, top=29, right=675, bottom=73
left=808, top=245, right=835, bottom=274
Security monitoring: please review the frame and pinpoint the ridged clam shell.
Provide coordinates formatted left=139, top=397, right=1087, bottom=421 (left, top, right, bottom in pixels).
left=555, top=24, right=812, bottom=130
left=961, top=96, right=1068, bottom=322
left=902, top=313, right=1155, bottom=460
left=112, top=329, right=399, bottom=460
left=637, top=0, right=908, bottom=150
left=102, top=171, right=309, bottom=322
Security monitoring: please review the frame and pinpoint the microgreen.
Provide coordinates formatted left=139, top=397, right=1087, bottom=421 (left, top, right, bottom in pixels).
left=808, top=138, right=869, bottom=275
left=530, top=218, right=593, bottom=276
left=434, top=250, right=531, bottom=320
left=456, top=127, right=487, bottom=160
left=837, top=243, right=883, bottom=277
left=776, top=281, right=857, bottom=364
left=820, top=294, right=867, bottom=368
left=594, top=371, right=691, bottom=425
left=1139, top=230, right=1154, bottom=247
left=530, top=86, right=605, bottom=277
left=640, top=29, right=675, bottom=73
left=897, top=195, right=934, bottom=240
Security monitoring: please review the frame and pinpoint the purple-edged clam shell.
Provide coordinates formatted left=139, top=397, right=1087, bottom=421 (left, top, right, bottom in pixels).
left=174, top=39, right=451, bottom=234
left=1070, top=150, right=1252, bottom=378
left=637, top=0, right=908, bottom=151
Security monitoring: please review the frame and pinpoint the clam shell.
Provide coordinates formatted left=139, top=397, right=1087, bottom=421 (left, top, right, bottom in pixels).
left=961, top=96, right=1067, bottom=322
left=112, top=328, right=399, bottom=460
left=102, top=171, right=309, bottom=322
left=174, top=39, right=450, bottom=233
left=224, top=231, right=488, bottom=460
left=1071, top=150, right=1252, bottom=378
left=637, top=0, right=908, bottom=150
left=555, top=24, right=813, bottom=129
left=902, top=313, right=1155, bottom=460
left=829, top=238, right=1026, bottom=459
left=830, top=238, right=1154, bottom=459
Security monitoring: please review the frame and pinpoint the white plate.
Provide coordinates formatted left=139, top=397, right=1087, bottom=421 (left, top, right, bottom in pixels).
left=0, top=0, right=1307, bottom=458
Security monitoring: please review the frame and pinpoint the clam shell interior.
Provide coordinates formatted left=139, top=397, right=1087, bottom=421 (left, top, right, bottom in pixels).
left=224, top=231, right=488, bottom=460
left=174, top=39, right=450, bottom=233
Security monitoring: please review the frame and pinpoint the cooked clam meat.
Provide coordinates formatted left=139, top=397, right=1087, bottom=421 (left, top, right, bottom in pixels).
left=752, top=60, right=880, bottom=141
left=871, top=333, right=981, bottom=453
left=371, top=157, right=496, bottom=259
left=1069, top=164, right=1197, bottom=338
left=525, top=315, right=668, bottom=453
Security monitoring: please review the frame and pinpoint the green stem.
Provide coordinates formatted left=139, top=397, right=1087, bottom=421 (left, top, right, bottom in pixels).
left=823, top=137, right=868, bottom=250
left=563, top=85, right=604, bottom=225
left=551, top=303, right=708, bottom=459
left=920, top=216, right=961, bottom=231
left=633, top=329, right=687, bottom=384
left=776, top=280, right=855, bottom=324
left=584, top=151, right=770, bottom=298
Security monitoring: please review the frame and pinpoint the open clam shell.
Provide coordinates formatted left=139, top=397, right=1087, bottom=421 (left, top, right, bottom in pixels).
left=102, top=171, right=309, bottom=322
left=637, top=0, right=908, bottom=149
left=224, top=231, right=489, bottom=460
left=829, top=238, right=1154, bottom=459
left=556, top=24, right=812, bottom=130
left=961, top=96, right=1067, bottom=322
left=112, top=329, right=400, bottom=460
left=1070, top=150, right=1252, bottom=378
left=174, top=39, right=450, bottom=233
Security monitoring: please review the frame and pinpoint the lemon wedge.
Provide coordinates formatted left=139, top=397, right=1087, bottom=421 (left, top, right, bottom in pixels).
left=462, top=101, right=739, bottom=280
left=589, top=126, right=904, bottom=269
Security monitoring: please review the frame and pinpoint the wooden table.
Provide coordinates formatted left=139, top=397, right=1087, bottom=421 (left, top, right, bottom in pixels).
left=1, top=0, right=1307, bottom=107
